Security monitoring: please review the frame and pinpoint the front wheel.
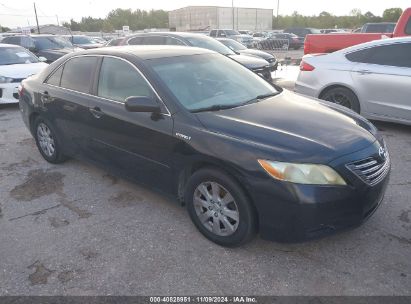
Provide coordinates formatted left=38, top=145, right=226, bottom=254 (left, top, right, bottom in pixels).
left=33, top=116, right=67, bottom=164
left=185, top=168, right=256, bottom=247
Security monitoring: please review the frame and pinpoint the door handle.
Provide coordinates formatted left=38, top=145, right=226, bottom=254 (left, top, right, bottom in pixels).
left=89, top=107, right=104, bottom=119
left=355, top=70, right=373, bottom=75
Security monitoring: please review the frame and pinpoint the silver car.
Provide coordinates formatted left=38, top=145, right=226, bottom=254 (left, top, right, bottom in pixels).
left=295, top=37, right=411, bottom=125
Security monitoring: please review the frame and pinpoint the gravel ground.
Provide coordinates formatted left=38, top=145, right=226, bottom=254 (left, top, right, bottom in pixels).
left=0, top=103, right=410, bottom=296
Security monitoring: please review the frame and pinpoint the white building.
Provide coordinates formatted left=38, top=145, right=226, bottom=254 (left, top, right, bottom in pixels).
left=169, top=6, right=273, bottom=31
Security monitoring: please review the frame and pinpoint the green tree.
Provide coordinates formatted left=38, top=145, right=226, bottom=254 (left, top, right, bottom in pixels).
left=382, top=8, right=403, bottom=22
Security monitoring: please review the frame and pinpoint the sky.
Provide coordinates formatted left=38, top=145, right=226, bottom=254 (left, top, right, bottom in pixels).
left=0, top=0, right=409, bottom=28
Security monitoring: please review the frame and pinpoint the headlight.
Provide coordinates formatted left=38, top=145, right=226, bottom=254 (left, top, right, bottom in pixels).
left=0, top=76, right=13, bottom=83
left=258, top=160, right=346, bottom=185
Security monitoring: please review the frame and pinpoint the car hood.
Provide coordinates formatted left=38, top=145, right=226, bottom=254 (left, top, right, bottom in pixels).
left=227, top=54, right=268, bottom=69
left=0, top=62, right=48, bottom=78
left=195, top=91, right=376, bottom=163
left=238, top=49, right=274, bottom=60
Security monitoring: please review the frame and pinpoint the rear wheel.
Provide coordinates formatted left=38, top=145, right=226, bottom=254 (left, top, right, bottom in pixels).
left=185, top=168, right=256, bottom=247
left=33, top=116, right=67, bottom=164
left=321, top=87, right=360, bottom=113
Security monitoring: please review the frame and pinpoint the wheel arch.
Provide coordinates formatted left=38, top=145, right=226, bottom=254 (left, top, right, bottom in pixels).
left=177, top=158, right=259, bottom=231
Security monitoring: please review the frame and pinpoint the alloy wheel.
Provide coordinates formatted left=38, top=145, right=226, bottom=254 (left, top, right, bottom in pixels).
left=193, top=181, right=240, bottom=237
left=36, top=122, right=55, bottom=157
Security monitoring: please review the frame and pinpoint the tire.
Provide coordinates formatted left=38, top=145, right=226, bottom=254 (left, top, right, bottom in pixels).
left=33, top=116, right=67, bottom=164
left=185, top=167, right=256, bottom=247
left=320, top=87, right=361, bottom=113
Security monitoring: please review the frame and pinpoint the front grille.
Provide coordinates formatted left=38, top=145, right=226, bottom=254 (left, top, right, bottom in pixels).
left=346, top=154, right=390, bottom=186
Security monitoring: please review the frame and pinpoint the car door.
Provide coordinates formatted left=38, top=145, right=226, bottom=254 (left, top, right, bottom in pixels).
left=43, top=56, right=99, bottom=156
left=350, top=42, right=411, bottom=121
left=85, top=56, right=177, bottom=192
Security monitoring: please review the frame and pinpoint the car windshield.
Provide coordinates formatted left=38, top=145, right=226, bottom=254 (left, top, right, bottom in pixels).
left=224, top=30, right=240, bottom=36
left=0, top=47, right=39, bottom=65
left=73, top=36, right=97, bottom=44
left=34, top=36, right=73, bottom=50
left=147, top=53, right=278, bottom=112
left=220, top=39, right=247, bottom=51
left=186, top=36, right=235, bottom=55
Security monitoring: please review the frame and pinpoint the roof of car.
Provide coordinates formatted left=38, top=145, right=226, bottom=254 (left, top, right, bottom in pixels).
left=0, top=43, right=24, bottom=48
left=70, top=45, right=214, bottom=60
left=341, top=36, right=411, bottom=53
left=127, top=32, right=209, bottom=39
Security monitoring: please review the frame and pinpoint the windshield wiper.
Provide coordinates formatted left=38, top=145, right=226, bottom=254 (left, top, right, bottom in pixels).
left=190, top=104, right=240, bottom=113
left=242, top=92, right=279, bottom=105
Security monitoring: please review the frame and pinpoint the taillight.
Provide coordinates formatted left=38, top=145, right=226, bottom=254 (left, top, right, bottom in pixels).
left=18, top=84, right=24, bottom=96
left=300, top=61, right=315, bottom=71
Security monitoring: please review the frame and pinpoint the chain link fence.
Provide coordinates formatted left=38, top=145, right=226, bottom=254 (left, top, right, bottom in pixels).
left=254, top=39, right=289, bottom=51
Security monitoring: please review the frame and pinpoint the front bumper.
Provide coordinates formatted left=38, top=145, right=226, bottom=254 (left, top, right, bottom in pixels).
left=0, top=83, right=20, bottom=104
left=247, top=142, right=390, bottom=242
left=252, top=67, right=272, bottom=82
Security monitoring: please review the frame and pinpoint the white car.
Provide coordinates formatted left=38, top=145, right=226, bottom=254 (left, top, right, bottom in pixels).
left=295, top=37, right=411, bottom=125
left=0, top=44, right=48, bottom=104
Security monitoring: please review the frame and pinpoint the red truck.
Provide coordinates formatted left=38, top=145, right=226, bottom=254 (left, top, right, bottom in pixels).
left=304, top=7, right=411, bottom=54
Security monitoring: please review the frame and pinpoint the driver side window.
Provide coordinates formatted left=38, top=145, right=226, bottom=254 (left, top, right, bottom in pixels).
left=98, top=57, right=154, bottom=103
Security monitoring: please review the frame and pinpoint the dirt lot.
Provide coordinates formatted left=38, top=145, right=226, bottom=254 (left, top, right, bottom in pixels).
left=0, top=103, right=410, bottom=296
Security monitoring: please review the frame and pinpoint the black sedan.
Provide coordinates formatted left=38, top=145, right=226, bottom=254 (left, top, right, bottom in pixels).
left=217, top=38, right=278, bottom=71
left=19, top=46, right=390, bottom=247
left=121, top=32, right=273, bottom=82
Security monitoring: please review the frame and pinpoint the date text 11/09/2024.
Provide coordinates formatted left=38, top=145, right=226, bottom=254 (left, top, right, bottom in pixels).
left=149, top=296, right=257, bottom=303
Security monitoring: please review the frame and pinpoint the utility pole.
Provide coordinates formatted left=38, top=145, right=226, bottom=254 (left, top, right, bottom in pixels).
left=276, top=0, right=280, bottom=18
left=56, top=15, right=59, bottom=26
left=33, top=2, right=40, bottom=34
left=232, top=0, right=235, bottom=30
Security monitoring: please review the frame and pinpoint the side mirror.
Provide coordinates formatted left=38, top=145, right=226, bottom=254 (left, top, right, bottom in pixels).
left=125, top=96, right=161, bottom=113
left=38, top=56, right=47, bottom=62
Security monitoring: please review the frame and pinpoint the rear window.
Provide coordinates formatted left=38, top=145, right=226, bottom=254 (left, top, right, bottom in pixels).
left=346, top=43, right=411, bottom=68
left=142, top=36, right=166, bottom=45
left=46, top=65, right=63, bottom=86
left=364, top=23, right=396, bottom=33
left=128, top=37, right=143, bottom=45
left=345, top=48, right=371, bottom=63
left=366, top=43, right=411, bottom=68
left=60, top=56, right=98, bottom=93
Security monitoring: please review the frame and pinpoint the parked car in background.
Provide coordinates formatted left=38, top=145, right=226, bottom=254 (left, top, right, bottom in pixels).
left=251, top=32, right=268, bottom=46
left=19, top=46, right=390, bottom=246
left=122, top=32, right=273, bottom=81
left=105, top=37, right=126, bottom=47
left=90, top=37, right=107, bottom=44
left=321, top=29, right=348, bottom=34
left=296, top=37, right=411, bottom=125
left=238, top=30, right=253, bottom=35
left=284, top=27, right=321, bottom=43
left=304, top=7, right=411, bottom=54
left=1, top=35, right=80, bottom=63
left=217, top=38, right=278, bottom=71
left=267, top=33, right=303, bottom=50
left=0, top=44, right=48, bottom=104
left=209, top=29, right=253, bottom=47
left=64, top=35, right=103, bottom=49
left=361, top=22, right=397, bottom=33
